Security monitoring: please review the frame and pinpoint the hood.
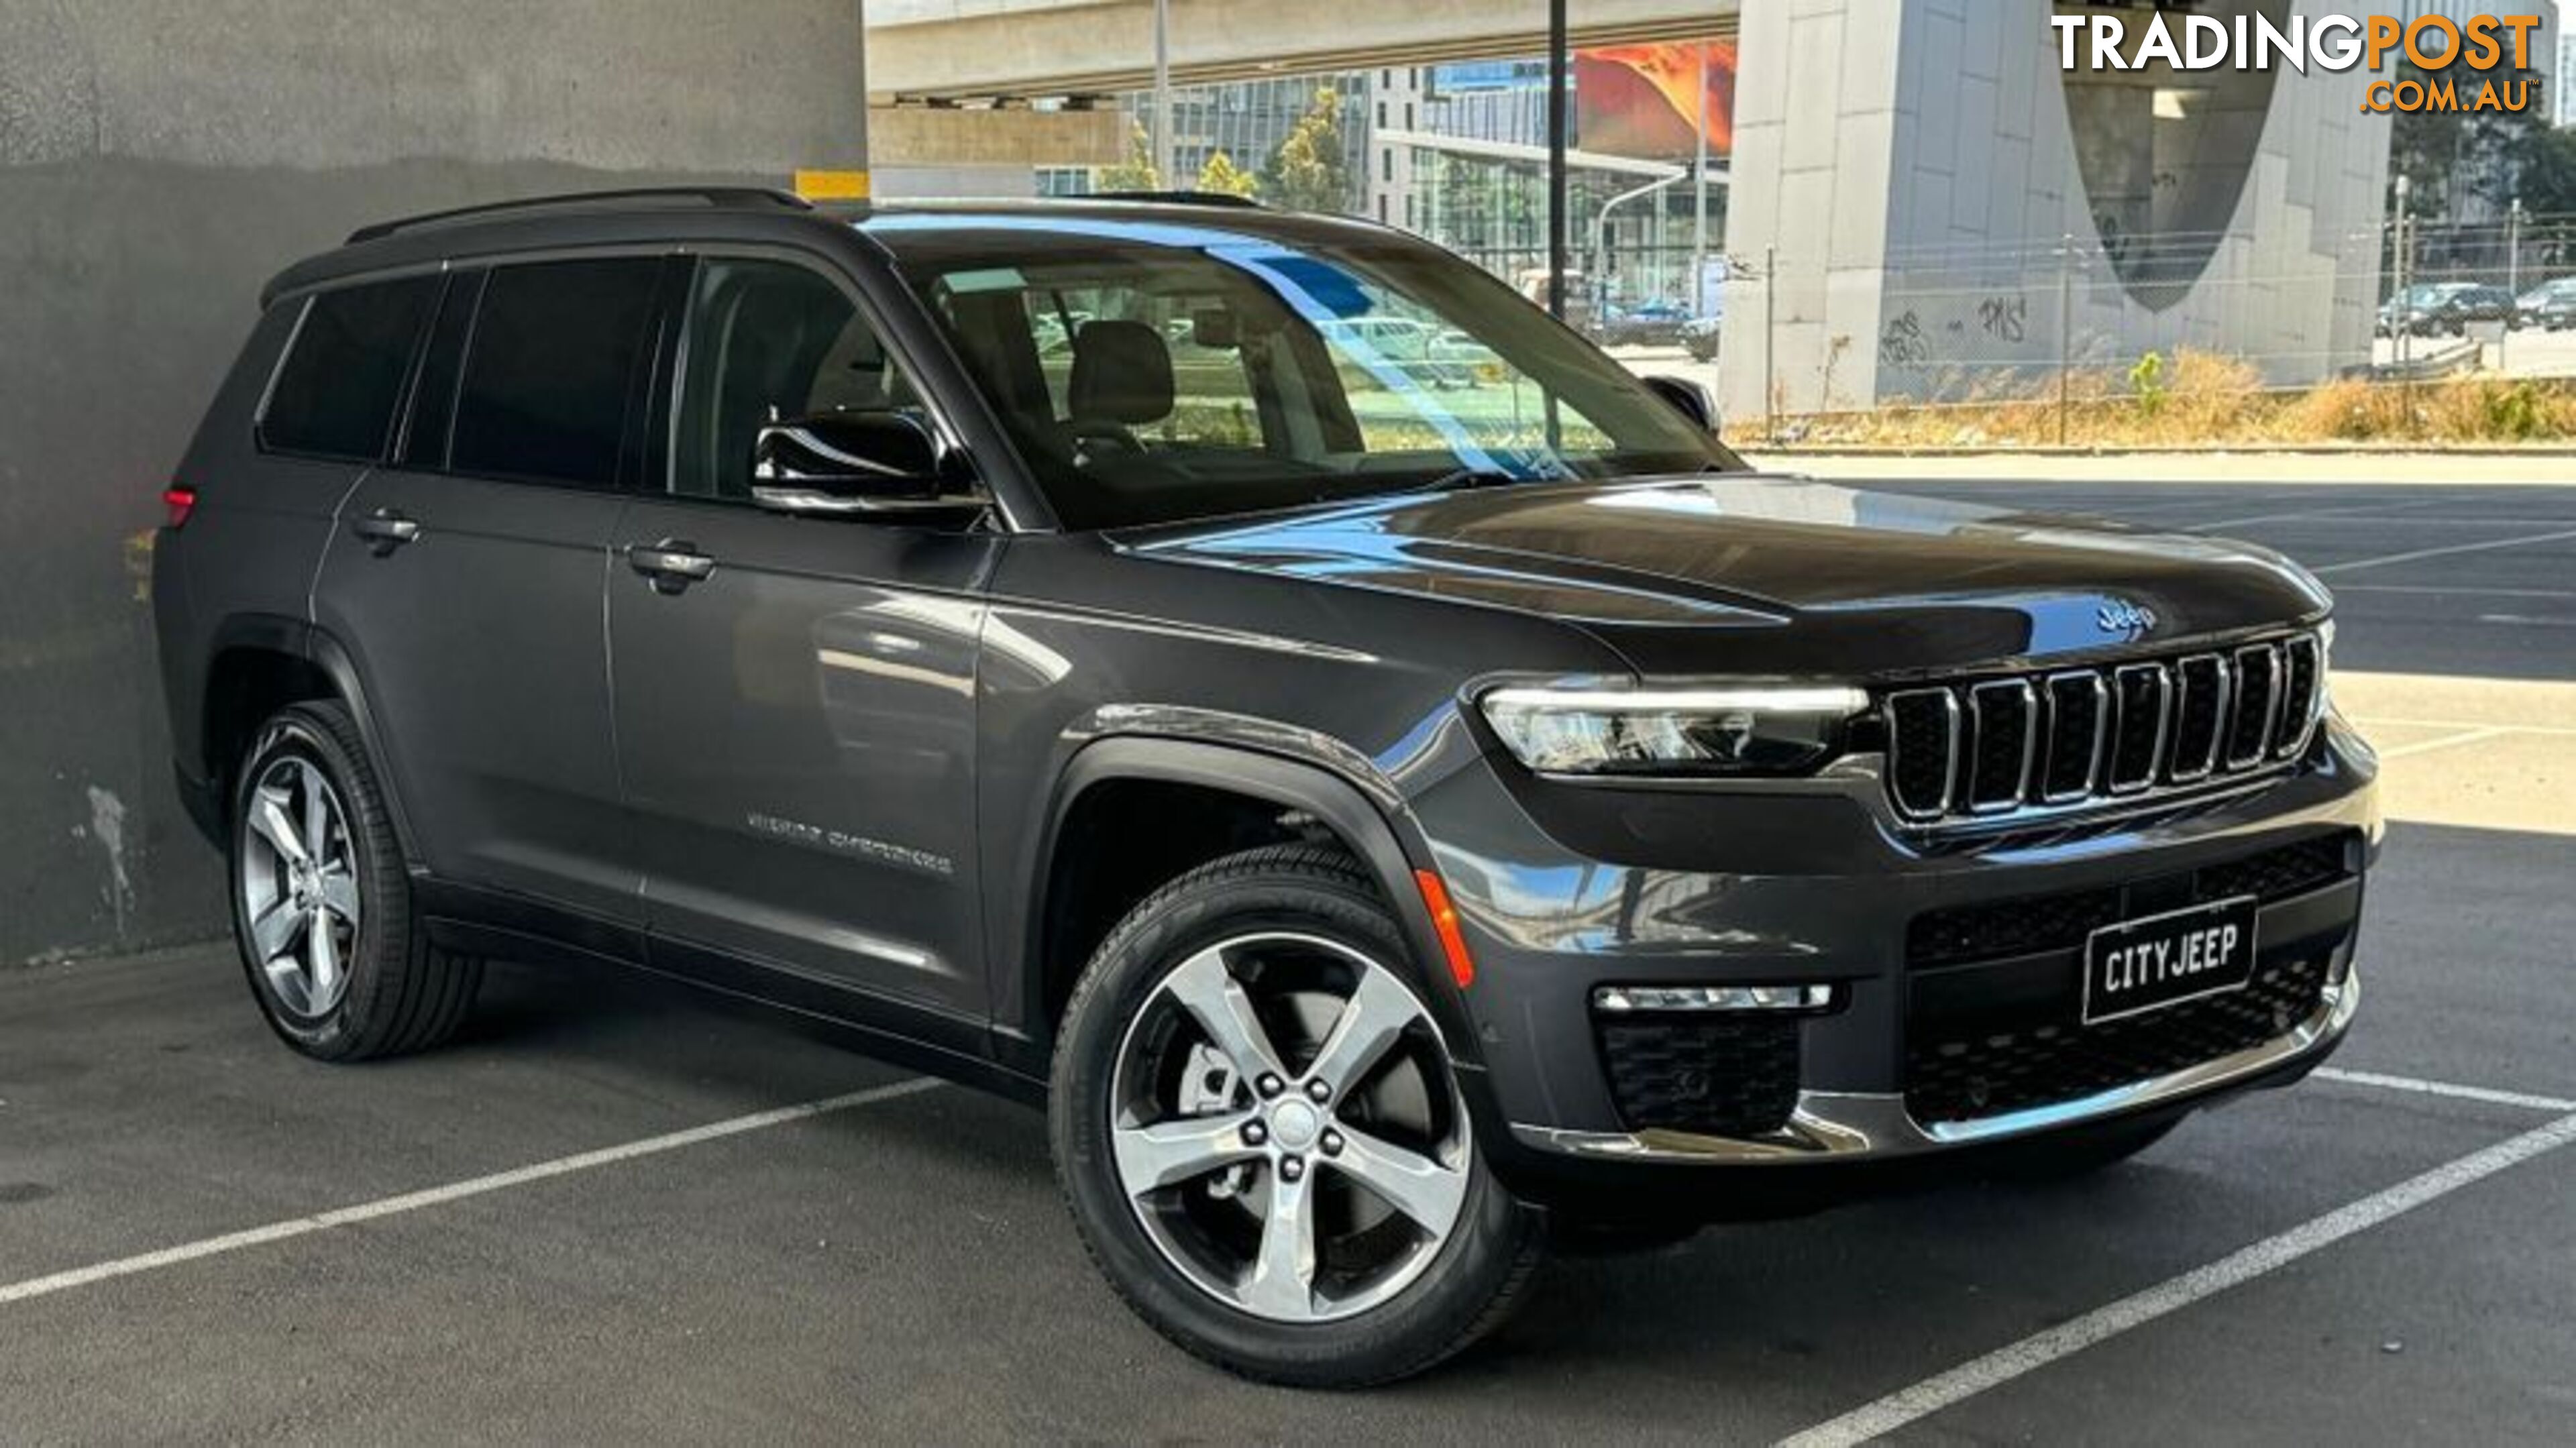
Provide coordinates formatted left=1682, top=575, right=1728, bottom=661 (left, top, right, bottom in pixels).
left=1116, top=475, right=2332, bottom=679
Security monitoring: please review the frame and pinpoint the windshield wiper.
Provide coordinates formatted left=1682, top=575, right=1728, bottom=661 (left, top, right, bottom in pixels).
left=1421, top=464, right=1570, bottom=493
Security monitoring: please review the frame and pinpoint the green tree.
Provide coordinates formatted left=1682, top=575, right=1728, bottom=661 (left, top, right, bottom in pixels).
left=2508, top=123, right=2576, bottom=219
left=2386, top=58, right=2548, bottom=218
left=1195, top=148, right=1260, bottom=199
left=1265, top=87, right=1353, bottom=214
left=1098, top=121, right=1161, bottom=193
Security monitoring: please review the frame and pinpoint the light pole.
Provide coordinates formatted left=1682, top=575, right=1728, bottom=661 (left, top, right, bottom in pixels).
left=1546, top=0, right=1569, bottom=321
left=1152, top=0, right=1174, bottom=186
left=1691, top=42, right=1711, bottom=317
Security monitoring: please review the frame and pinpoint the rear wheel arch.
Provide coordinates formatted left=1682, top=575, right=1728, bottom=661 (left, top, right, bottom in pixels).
left=199, top=618, right=421, bottom=860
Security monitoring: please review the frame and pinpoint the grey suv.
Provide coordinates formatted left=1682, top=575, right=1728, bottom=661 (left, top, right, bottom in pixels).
left=154, top=188, right=2377, bottom=1387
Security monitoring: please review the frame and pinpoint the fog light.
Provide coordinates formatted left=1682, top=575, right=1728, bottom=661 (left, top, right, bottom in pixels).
left=1592, top=984, right=1834, bottom=1013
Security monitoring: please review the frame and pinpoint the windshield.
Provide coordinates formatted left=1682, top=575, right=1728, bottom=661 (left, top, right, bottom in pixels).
left=869, top=214, right=1740, bottom=529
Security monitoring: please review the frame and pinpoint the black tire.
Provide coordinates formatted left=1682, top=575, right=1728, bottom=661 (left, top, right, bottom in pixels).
left=228, top=702, right=481, bottom=1060
left=1984, top=1115, right=2182, bottom=1182
left=1051, top=844, right=1544, bottom=1388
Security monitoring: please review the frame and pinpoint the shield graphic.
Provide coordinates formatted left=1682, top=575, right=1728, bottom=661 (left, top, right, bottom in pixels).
left=2057, top=0, right=2290, bottom=312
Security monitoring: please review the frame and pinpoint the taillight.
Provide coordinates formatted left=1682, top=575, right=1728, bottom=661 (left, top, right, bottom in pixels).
left=162, top=486, right=197, bottom=528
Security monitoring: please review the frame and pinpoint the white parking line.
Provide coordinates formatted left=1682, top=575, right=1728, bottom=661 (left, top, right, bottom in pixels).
left=1777, top=1107, right=2576, bottom=1448
left=2371, top=726, right=2514, bottom=761
left=0, top=1077, right=939, bottom=1311
left=2316, top=1067, right=2576, bottom=1115
left=2336, top=583, right=2576, bottom=600
left=2313, top=526, right=2576, bottom=576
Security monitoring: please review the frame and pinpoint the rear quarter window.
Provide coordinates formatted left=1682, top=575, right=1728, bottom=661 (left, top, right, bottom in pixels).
left=258, top=276, right=441, bottom=461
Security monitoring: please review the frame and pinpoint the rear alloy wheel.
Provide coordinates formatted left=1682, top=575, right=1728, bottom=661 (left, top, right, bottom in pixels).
left=1053, top=846, right=1541, bottom=1387
left=238, top=754, right=364, bottom=1019
left=229, top=702, right=482, bottom=1060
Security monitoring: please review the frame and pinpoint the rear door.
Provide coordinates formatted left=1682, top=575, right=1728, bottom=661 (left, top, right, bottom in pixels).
left=609, top=252, right=1000, bottom=1016
left=313, top=256, right=665, bottom=927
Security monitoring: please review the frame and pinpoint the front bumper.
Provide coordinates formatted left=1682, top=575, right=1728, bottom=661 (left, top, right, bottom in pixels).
left=1415, top=719, right=2379, bottom=1188
left=1513, top=968, right=2354, bottom=1164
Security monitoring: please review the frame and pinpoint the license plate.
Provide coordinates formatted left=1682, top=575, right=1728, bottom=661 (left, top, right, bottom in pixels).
left=2082, top=897, right=2260, bottom=1025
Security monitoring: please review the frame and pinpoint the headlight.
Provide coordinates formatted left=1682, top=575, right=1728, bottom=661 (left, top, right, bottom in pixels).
left=1479, top=684, right=1868, bottom=777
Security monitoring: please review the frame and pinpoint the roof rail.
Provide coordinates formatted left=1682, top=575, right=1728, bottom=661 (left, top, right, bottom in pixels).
left=1093, top=189, right=1267, bottom=209
left=346, top=186, right=816, bottom=245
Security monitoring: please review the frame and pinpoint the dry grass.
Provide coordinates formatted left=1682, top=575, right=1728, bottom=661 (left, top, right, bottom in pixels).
left=1733, top=347, right=2576, bottom=450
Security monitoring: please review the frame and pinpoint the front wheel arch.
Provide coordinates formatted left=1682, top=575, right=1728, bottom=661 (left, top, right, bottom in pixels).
left=1022, top=738, right=1475, bottom=1070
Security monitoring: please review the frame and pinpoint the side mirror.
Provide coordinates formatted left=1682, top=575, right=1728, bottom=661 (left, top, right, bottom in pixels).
left=1643, top=375, right=1718, bottom=435
left=751, top=412, right=976, bottom=519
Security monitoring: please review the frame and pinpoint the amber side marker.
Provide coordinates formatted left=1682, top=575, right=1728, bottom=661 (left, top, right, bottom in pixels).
left=1413, top=869, right=1476, bottom=988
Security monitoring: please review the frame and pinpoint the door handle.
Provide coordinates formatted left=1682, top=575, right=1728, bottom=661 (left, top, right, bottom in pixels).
left=349, top=508, right=422, bottom=556
left=628, top=540, right=717, bottom=594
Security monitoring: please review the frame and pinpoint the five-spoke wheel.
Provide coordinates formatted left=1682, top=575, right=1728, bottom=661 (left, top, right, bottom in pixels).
left=238, top=755, right=364, bottom=1019
left=1110, top=933, right=1472, bottom=1323
left=228, top=702, right=482, bottom=1059
left=1052, top=844, right=1541, bottom=1387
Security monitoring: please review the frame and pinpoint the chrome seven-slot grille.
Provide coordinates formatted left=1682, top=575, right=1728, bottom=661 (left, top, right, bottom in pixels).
left=1881, top=633, right=2324, bottom=824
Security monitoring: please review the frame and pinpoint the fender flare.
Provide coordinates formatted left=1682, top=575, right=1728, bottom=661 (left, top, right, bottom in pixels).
left=1016, top=734, right=1485, bottom=1071
left=301, top=627, right=425, bottom=862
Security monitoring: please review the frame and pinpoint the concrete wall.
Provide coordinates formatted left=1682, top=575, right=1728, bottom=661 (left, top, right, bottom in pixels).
left=0, top=1, right=867, bottom=964
left=1720, top=0, right=2396, bottom=419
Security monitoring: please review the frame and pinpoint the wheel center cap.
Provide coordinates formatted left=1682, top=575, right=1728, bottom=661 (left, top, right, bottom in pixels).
left=1270, top=1099, right=1322, bottom=1151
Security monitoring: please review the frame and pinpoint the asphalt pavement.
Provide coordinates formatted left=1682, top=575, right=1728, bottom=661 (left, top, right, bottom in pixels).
left=3, top=472, right=2572, bottom=1444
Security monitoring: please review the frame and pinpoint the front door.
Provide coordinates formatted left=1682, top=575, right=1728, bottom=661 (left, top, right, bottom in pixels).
left=609, top=254, right=1000, bottom=1015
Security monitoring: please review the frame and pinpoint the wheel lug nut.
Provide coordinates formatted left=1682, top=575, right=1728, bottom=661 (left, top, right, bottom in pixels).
left=1304, top=1079, right=1331, bottom=1104
left=1279, top=1156, right=1305, bottom=1182
left=1256, top=1073, right=1285, bottom=1098
left=1320, top=1129, right=1343, bottom=1156
left=1241, top=1121, right=1268, bottom=1146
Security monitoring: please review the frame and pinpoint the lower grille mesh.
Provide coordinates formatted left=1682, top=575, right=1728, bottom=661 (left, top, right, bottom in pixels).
left=1596, top=1015, right=1801, bottom=1137
left=1907, top=834, right=2356, bottom=971
left=1906, top=958, right=2328, bottom=1124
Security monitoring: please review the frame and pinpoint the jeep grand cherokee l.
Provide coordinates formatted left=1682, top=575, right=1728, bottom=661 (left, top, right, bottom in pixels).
left=154, top=188, right=2376, bottom=1388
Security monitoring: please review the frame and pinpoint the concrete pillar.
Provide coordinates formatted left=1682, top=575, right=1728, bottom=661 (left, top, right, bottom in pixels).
left=1718, top=0, right=2392, bottom=423
left=0, top=1, right=868, bottom=964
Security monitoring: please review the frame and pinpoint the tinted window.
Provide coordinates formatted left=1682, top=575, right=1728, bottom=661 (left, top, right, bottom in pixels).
left=671, top=258, right=924, bottom=502
left=451, top=258, right=662, bottom=490
left=260, top=277, right=439, bottom=461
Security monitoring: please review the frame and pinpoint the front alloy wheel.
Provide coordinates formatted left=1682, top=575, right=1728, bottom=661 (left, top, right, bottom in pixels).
left=1110, top=932, right=1471, bottom=1323
left=1053, top=845, right=1541, bottom=1388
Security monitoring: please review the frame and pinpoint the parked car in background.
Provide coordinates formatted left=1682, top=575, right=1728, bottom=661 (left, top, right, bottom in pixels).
left=2449, top=284, right=2516, bottom=327
left=1597, top=299, right=1693, bottom=348
left=2376, top=282, right=2479, bottom=339
left=1319, top=315, right=1477, bottom=390
left=2513, top=278, right=2576, bottom=331
left=1681, top=314, right=1721, bottom=363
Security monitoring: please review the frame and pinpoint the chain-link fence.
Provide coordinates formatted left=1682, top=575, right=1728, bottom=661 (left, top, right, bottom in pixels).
left=1668, top=211, right=2576, bottom=447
